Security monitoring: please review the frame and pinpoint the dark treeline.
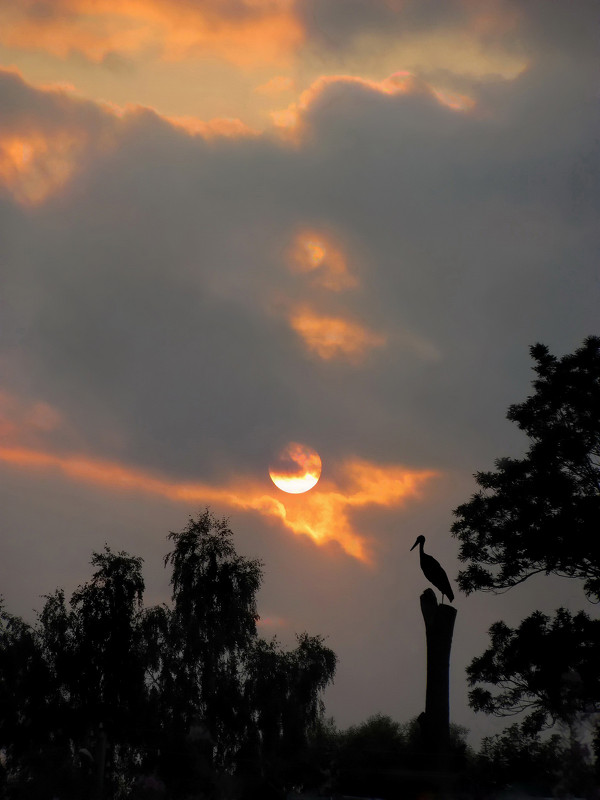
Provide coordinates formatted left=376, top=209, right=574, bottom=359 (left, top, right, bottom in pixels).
left=1, top=512, right=599, bottom=800
left=0, top=511, right=337, bottom=799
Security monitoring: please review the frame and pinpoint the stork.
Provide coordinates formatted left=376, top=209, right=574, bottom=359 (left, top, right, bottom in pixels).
left=410, top=535, right=454, bottom=603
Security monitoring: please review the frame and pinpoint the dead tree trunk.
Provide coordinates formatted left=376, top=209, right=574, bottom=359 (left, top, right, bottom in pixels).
left=419, top=588, right=457, bottom=765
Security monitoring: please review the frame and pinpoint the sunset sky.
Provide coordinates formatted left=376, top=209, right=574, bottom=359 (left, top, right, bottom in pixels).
left=1, top=0, right=598, bottom=743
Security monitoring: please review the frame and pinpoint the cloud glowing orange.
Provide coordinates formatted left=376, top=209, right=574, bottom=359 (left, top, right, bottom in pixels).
left=0, top=0, right=304, bottom=66
left=0, top=445, right=436, bottom=563
left=271, top=71, right=475, bottom=139
left=288, top=230, right=358, bottom=291
left=290, top=307, right=386, bottom=363
left=166, top=114, right=259, bottom=140
left=0, top=129, right=88, bottom=206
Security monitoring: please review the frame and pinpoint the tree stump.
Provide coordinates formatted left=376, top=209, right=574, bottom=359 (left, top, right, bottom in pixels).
left=419, top=588, right=457, bottom=765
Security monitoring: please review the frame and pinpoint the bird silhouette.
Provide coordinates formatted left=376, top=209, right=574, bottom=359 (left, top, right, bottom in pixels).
left=410, top=535, right=454, bottom=603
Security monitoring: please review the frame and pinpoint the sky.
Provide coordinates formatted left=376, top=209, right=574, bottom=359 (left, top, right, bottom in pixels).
left=0, top=0, right=599, bottom=744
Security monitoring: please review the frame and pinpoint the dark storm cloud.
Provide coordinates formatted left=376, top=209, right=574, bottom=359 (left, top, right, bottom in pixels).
left=296, top=0, right=599, bottom=63
left=2, top=43, right=598, bottom=493
left=1, top=18, right=599, bottom=737
left=294, top=0, right=470, bottom=50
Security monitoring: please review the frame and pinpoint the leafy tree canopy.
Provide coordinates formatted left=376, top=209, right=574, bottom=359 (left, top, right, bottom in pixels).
left=452, top=335, right=600, bottom=601
left=0, top=510, right=337, bottom=799
left=468, top=608, right=600, bottom=732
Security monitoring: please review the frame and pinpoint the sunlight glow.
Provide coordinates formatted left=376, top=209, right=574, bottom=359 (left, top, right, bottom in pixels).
left=269, top=442, right=322, bottom=494
left=290, top=307, right=386, bottom=363
left=288, top=230, right=358, bottom=291
left=0, top=0, right=304, bottom=66
left=0, top=130, right=85, bottom=205
left=0, top=445, right=437, bottom=563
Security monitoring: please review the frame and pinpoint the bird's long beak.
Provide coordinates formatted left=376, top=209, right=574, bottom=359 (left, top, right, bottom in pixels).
left=410, top=539, right=419, bottom=551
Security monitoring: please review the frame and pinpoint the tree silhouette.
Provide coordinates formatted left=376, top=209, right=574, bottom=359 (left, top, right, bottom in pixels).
left=452, top=336, right=600, bottom=739
left=468, top=608, right=600, bottom=731
left=452, top=336, right=600, bottom=601
left=0, top=510, right=337, bottom=798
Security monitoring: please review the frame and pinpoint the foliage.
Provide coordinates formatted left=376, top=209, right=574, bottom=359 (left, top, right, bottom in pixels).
left=452, top=335, right=600, bottom=601
left=163, top=511, right=263, bottom=767
left=468, top=608, right=600, bottom=731
left=0, top=510, right=337, bottom=799
left=338, top=714, right=406, bottom=772
left=450, top=337, right=600, bottom=740
left=475, top=724, right=564, bottom=792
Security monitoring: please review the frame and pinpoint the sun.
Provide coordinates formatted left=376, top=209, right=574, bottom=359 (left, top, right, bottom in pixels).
left=269, top=442, right=322, bottom=494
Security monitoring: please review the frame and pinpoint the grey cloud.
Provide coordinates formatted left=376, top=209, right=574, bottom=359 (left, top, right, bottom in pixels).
left=1, top=34, right=599, bottom=737
left=2, top=53, right=599, bottom=488
left=295, top=0, right=470, bottom=50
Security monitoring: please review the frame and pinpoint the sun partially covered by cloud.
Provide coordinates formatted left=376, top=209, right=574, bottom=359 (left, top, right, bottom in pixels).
left=289, top=307, right=386, bottom=363
left=0, top=0, right=304, bottom=66
left=0, top=445, right=437, bottom=563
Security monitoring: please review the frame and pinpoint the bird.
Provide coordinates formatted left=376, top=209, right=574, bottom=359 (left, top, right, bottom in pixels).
left=410, top=535, right=454, bottom=603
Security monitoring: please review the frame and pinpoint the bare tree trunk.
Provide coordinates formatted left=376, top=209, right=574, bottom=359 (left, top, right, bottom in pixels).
left=419, top=588, right=457, bottom=766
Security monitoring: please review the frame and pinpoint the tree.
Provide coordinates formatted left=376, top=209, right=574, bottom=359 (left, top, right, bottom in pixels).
left=467, top=608, right=600, bottom=731
left=0, top=511, right=338, bottom=798
left=0, top=600, right=61, bottom=796
left=161, top=510, right=337, bottom=796
left=451, top=336, right=600, bottom=735
left=452, top=335, right=600, bottom=601
left=243, top=633, right=337, bottom=793
left=475, top=724, right=564, bottom=793
left=162, top=510, right=263, bottom=767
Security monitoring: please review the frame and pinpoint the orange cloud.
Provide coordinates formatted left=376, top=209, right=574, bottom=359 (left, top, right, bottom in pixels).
left=271, top=71, right=474, bottom=138
left=0, top=67, right=264, bottom=205
left=0, top=392, right=64, bottom=441
left=0, top=0, right=304, bottom=66
left=0, top=127, right=91, bottom=205
left=166, top=114, right=258, bottom=139
left=0, top=445, right=436, bottom=563
left=289, top=307, right=386, bottom=363
left=255, top=75, right=295, bottom=96
left=0, top=67, right=123, bottom=205
left=288, top=230, right=358, bottom=291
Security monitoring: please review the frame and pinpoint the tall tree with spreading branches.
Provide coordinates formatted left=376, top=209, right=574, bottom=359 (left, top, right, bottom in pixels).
left=452, top=336, right=600, bottom=732
left=452, top=335, right=600, bottom=602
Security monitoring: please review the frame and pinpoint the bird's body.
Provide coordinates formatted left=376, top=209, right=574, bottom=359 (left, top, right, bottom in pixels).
left=410, top=535, right=454, bottom=603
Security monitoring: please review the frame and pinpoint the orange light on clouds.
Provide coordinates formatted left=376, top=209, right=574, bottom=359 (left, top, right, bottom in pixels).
left=288, top=230, right=358, bottom=291
left=0, top=0, right=304, bottom=66
left=0, top=66, right=263, bottom=206
left=0, top=445, right=437, bottom=563
left=271, top=71, right=475, bottom=139
left=255, top=75, right=295, bottom=96
left=0, top=129, right=86, bottom=205
left=290, top=307, right=386, bottom=363
left=430, top=88, right=476, bottom=112
left=166, top=114, right=259, bottom=139
left=269, top=441, right=322, bottom=494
